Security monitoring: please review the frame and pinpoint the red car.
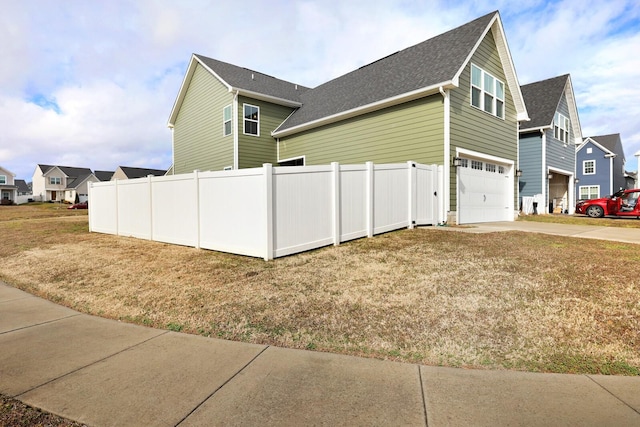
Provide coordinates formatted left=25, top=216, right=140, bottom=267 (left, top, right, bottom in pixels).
left=575, top=189, right=640, bottom=218
left=67, top=201, right=88, bottom=210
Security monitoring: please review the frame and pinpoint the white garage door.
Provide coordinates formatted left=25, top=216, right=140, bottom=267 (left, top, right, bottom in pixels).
left=458, top=158, right=511, bottom=224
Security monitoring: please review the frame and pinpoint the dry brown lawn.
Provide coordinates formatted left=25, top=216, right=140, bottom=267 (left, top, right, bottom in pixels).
left=1, top=204, right=638, bottom=375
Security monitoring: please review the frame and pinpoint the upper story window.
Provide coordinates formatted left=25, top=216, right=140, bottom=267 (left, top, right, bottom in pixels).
left=471, top=64, right=505, bottom=119
left=223, top=105, right=232, bottom=136
left=583, top=160, right=595, bottom=175
left=49, top=177, right=61, bottom=185
left=554, top=112, right=570, bottom=143
left=0, top=175, right=6, bottom=184
left=243, top=104, right=259, bottom=136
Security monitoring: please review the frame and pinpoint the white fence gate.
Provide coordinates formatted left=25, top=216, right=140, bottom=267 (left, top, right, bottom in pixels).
left=89, top=161, right=443, bottom=260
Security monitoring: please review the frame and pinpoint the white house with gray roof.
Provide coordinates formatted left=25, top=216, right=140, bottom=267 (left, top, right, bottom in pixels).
left=168, top=11, right=528, bottom=224
left=32, top=164, right=96, bottom=203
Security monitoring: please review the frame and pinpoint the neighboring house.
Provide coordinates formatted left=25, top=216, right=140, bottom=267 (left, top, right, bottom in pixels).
left=95, top=170, right=115, bottom=181
left=625, top=171, right=637, bottom=189
left=65, top=173, right=100, bottom=203
left=575, top=134, right=626, bottom=200
left=15, top=179, right=31, bottom=196
left=111, top=166, right=167, bottom=180
left=32, top=164, right=94, bottom=202
left=0, top=166, right=17, bottom=204
left=168, top=11, right=529, bottom=224
left=518, top=74, right=582, bottom=214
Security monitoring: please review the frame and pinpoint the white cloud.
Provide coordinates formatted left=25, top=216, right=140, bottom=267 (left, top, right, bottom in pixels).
left=1, top=0, right=640, bottom=179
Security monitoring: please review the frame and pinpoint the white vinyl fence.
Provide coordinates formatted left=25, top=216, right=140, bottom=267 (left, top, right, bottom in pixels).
left=89, top=161, right=443, bottom=260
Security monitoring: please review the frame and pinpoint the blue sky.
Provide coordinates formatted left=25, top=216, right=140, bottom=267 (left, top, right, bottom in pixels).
left=1, top=0, right=639, bottom=181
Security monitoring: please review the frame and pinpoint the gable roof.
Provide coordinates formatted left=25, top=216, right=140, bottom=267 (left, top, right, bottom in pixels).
left=168, top=55, right=311, bottom=127
left=37, top=164, right=93, bottom=178
left=273, top=10, right=528, bottom=136
left=15, top=179, right=30, bottom=193
left=117, top=166, right=167, bottom=179
left=0, top=166, right=16, bottom=177
left=94, top=170, right=114, bottom=181
left=576, top=134, right=624, bottom=159
left=519, top=74, right=582, bottom=142
left=66, top=173, right=96, bottom=189
left=168, top=11, right=528, bottom=136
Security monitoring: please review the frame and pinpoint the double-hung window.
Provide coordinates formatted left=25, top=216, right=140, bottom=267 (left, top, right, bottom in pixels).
left=0, top=175, right=6, bottom=185
left=223, top=105, right=232, bottom=136
left=583, top=160, right=595, bottom=175
left=243, top=104, right=259, bottom=136
left=554, top=112, right=570, bottom=143
left=579, top=186, right=599, bottom=200
left=49, top=177, right=61, bottom=185
left=471, top=64, right=505, bottom=119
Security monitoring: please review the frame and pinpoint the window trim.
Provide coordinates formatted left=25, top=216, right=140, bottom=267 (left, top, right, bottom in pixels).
left=554, top=112, right=570, bottom=143
left=579, top=185, right=599, bottom=200
left=243, top=103, right=260, bottom=136
left=470, top=63, right=505, bottom=119
left=223, top=104, right=232, bottom=137
left=583, top=160, right=595, bottom=175
left=0, top=175, right=6, bottom=185
left=49, top=176, right=61, bottom=185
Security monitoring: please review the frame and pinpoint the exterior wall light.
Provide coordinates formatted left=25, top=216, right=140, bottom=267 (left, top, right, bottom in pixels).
left=574, top=178, right=580, bottom=184
left=547, top=173, right=553, bottom=179
left=452, top=157, right=462, bottom=167
left=515, top=169, right=522, bottom=177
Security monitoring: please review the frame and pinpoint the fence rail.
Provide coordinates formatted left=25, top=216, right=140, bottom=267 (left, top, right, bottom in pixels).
left=89, top=161, right=443, bottom=260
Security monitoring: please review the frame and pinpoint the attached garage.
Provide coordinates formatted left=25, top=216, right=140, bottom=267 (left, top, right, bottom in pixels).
left=457, top=156, right=514, bottom=224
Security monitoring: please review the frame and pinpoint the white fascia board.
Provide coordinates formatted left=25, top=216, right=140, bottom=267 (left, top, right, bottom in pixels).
left=456, top=147, right=514, bottom=166
left=579, top=137, right=615, bottom=155
left=564, top=76, right=583, bottom=141
left=167, top=55, right=232, bottom=128
left=519, top=124, right=552, bottom=133
left=453, top=13, right=529, bottom=122
left=272, top=82, right=452, bottom=138
left=230, top=87, right=302, bottom=108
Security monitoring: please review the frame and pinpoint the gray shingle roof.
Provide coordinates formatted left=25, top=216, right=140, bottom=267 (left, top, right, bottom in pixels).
left=194, top=55, right=311, bottom=104
left=275, top=11, right=497, bottom=132
left=15, top=179, right=30, bottom=193
left=520, top=74, right=569, bottom=130
left=38, top=164, right=93, bottom=178
left=119, top=167, right=166, bottom=179
left=94, top=170, right=114, bottom=181
left=66, top=173, right=94, bottom=189
left=590, top=133, right=620, bottom=154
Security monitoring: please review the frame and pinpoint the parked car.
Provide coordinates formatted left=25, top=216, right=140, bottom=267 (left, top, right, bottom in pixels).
left=575, top=189, right=640, bottom=218
left=67, top=201, right=88, bottom=210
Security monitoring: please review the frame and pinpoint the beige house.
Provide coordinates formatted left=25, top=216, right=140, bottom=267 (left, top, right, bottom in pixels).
left=111, top=166, right=167, bottom=180
left=32, top=164, right=96, bottom=202
left=0, top=166, right=17, bottom=204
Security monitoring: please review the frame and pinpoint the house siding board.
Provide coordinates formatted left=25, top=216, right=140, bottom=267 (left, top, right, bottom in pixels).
left=173, top=64, right=234, bottom=174
left=576, top=141, right=610, bottom=195
left=518, top=132, right=542, bottom=197
left=237, top=96, right=293, bottom=169
left=449, top=31, right=518, bottom=211
left=278, top=96, right=444, bottom=165
left=545, top=94, right=574, bottom=173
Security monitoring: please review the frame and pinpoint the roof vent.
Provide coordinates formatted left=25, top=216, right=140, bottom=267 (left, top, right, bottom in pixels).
left=295, top=84, right=298, bottom=90
left=251, top=73, right=254, bottom=80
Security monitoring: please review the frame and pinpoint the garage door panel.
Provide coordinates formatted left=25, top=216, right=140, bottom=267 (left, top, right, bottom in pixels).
left=458, top=158, right=510, bottom=224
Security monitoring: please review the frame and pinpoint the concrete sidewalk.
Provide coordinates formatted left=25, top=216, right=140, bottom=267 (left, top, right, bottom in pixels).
left=446, top=219, right=640, bottom=245
left=1, top=283, right=639, bottom=426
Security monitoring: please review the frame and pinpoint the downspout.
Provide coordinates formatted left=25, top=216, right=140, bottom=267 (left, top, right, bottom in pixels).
left=439, top=86, right=450, bottom=224
left=540, top=129, right=547, bottom=214
left=233, top=90, right=239, bottom=170
left=170, top=127, right=175, bottom=175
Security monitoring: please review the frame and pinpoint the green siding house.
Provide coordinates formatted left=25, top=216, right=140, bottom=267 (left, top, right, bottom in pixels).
left=168, top=11, right=528, bottom=224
